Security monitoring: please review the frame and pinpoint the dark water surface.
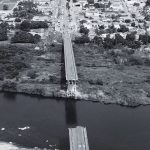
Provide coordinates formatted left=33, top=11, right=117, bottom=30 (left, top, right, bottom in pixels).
left=0, top=92, right=150, bottom=150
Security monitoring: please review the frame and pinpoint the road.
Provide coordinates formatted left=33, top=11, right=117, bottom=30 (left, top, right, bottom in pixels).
left=62, top=0, right=78, bottom=81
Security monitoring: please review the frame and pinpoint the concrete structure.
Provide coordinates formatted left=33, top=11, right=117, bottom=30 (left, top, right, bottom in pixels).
left=62, top=0, right=78, bottom=96
left=63, top=32, right=78, bottom=96
left=69, top=126, right=89, bottom=150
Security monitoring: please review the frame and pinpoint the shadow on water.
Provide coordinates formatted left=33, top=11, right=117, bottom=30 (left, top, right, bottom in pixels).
left=60, top=100, right=78, bottom=150
left=60, top=41, right=67, bottom=90
left=3, top=92, right=16, bottom=102
left=65, top=100, right=78, bottom=126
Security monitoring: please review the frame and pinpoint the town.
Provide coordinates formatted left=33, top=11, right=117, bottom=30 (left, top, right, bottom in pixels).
left=0, top=0, right=150, bottom=106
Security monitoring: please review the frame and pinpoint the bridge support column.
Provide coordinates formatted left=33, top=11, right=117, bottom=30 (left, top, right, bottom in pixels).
left=67, top=80, right=77, bottom=97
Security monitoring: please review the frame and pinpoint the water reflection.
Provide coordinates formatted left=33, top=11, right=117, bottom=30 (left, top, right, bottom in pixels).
left=3, top=92, right=16, bottom=102
left=65, top=100, right=77, bottom=126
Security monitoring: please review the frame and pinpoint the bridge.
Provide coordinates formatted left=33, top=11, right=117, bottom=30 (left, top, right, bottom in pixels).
left=63, top=32, right=78, bottom=96
left=69, top=126, right=89, bottom=150
left=62, top=1, right=78, bottom=97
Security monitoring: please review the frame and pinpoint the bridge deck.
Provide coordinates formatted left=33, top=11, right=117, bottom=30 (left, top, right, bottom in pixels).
left=63, top=33, right=78, bottom=81
left=69, top=126, right=89, bottom=150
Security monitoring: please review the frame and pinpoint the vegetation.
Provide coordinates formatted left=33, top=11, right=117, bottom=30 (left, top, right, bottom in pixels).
left=11, top=31, right=41, bottom=44
left=19, top=20, right=49, bottom=31
left=13, top=1, right=42, bottom=19
left=0, top=22, right=8, bottom=41
left=3, top=4, right=9, bottom=10
left=0, top=44, right=30, bottom=80
left=79, top=25, right=89, bottom=35
left=74, top=35, right=90, bottom=44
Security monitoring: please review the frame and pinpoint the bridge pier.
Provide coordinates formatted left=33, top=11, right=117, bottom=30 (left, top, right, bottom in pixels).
left=67, top=80, right=77, bottom=97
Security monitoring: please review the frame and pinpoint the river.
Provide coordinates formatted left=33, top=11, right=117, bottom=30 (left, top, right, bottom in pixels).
left=0, top=92, right=150, bottom=150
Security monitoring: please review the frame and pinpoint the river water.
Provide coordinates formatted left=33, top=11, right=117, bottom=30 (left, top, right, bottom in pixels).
left=0, top=92, right=150, bottom=150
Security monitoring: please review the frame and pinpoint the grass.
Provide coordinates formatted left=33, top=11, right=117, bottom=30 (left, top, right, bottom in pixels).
left=73, top=43, right=150, bottom=106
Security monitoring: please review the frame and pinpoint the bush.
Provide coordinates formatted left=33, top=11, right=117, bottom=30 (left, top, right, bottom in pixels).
left=19, top=20, right=49, bottom=30
left=79, top=25, right=89, bottom=35
left=144, top=57, right=150, bottom=66
left=126, top=33, right=136, bottom=41
left=2, top=81, right=17, bottom=91
left=106, top=24, right=116, bottom=33
left=15, top=18, right=21, bottom=22
left=13, top=1, right=42, bottom=19
left=88, top=78, right=103, bottom=85
left=131, top=22, right=135, bottom=27
left=20, top=20, right=31, bottom=31
left=80, top=27, right=89, bottom=34
left=30, top=21, right=48, bottom=29
left=139, top=34, right=149, bottom=44
left=3, top=4, right=9, bottom=10
left=34, top=34, right=41, bottom=44
left=27, top=70, right=37, bottom=79
left=0, top=22, right=8, bottom=41
left=74, top=35, right=90, bottom=44
left=92, top=36, right=103, bottom=45
left=146, top=0, right=150, bottom=6
left=117, top=25, right=129, bottom=33
left=11, top=31, right=41, bottom=43
left=103, top=35, right=114, bottom=49
left=87, top=0, right=94, bottom=4
left=114, top=34, right=125, bottom=45
left=125, top=19, right=131, bottom=23
left=126, top=41, right=141, bottom=49
left=128, top=55, right=143, bottom=65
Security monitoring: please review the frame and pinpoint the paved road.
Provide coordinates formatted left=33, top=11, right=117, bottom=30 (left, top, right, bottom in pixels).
left=62, top=0, right=78, bottom=81
left=63, top=32, right=78, bottom=81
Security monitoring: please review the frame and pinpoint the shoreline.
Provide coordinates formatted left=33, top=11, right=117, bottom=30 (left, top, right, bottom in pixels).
left=1, top=43, right=150, bottom=108
left=1, top=80, right=150, bottom=107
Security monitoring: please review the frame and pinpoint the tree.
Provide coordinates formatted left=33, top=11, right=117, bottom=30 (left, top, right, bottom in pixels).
left=146, top=0, right=150, bottom=6
left=80, top=20, right=87, bottom=24
left=139, top=34, right=149, bottom=44
left=74, top=35, right=90, bottom=44
left=30, top=21, right=48, bottom=29
left=126, top=41, right=141, bottom=49
left=3, top=4, right=9, bottom=10
left=11, top=31, right=40, bottom=44
left=103, top=35, right=114, bottom=49
left=117, top=25, right=129, bottom=33
left=79, top=25, right=89, bottom=35
left=98, top=25, right=105, bottom=30
left=66, top=2, right=70, bottom=9
left=20, top=20, right=31, bottom=31
left=0, top=22, right=8, bottom=41
left=15, top=18, right=21, bottom=22
left=131, top=22, right=135, bottom=27
left=125, top=19, right=131, bottom=23
left=107, top=24, right=116, bottom=33
left=73, top=0, right=77, bottom=2
left=34, top=34, right=41, bottom=44
left=92, top=36, right=103, bottom=46
left=126, top=33, right=136, bottom=41
left=94, top=3, right=100, bottom=8
left=87, top=0, right=94, bottom=4
left=114, top=34, right=125, bottom=45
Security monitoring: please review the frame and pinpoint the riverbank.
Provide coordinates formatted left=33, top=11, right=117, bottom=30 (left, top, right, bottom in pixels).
left=1, top=42, right=150, bottom=106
